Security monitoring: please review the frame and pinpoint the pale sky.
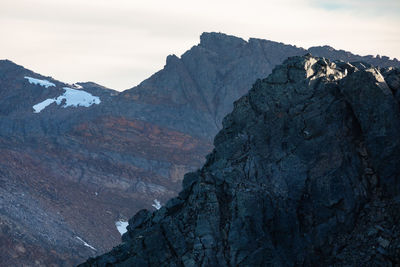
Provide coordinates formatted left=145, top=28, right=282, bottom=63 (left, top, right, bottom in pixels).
left=1, top=0, right=399, bottom=91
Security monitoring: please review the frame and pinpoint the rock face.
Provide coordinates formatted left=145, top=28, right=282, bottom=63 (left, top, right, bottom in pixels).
left=1, top=32, right=400, bottom=266
left=81, top=55, right=400, bottom=266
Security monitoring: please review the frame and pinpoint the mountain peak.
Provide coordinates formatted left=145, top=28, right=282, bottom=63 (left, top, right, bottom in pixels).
left=199, top=32, right=246, bottom=49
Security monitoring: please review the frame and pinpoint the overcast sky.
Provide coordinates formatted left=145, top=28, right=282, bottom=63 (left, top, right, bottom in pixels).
left=1, top=0, right=399, bottom=91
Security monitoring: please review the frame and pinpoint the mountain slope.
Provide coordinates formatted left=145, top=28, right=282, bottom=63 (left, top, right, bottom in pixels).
left=81, top=55, right=400, bottom=266
left=0, top=60, right=211, bottom=265
left=1, top=32, right=400, bottom=265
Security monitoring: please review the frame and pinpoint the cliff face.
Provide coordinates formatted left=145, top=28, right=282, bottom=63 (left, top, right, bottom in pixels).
left=82, top=55, right=400, bottom=266
left=1, top=32, right=400, bottom=266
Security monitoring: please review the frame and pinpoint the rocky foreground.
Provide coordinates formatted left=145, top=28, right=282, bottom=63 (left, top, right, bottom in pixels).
left=81, top=55, right=400, bottom=266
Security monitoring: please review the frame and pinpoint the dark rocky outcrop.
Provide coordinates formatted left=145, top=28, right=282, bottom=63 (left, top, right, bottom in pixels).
left=81, top=55, right=400, bottom=266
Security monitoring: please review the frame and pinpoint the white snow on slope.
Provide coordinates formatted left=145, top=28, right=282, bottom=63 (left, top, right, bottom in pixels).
left=152, top=199, right=162, bottom=210
left=115, top=221, right=129, bottom=235
left=33, top=98, right=57, bottom=113
left=24, top=76, right=55, bottom=88
left=72, top=83, right=83, bottom=89
left=33, top=87, right=101, bottom=113
left=58, top=87, right=101, bottom=108
left=75, top=236, right=97, bottom=251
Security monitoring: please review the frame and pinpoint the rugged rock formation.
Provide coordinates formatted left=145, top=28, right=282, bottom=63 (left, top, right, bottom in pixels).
left=81, top=55, right=400, bottom=266
left=1, top=32, right=400, bottom=265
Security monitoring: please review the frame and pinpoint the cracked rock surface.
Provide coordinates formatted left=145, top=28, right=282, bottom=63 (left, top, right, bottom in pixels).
left=80, top=55, right=400, bottom=266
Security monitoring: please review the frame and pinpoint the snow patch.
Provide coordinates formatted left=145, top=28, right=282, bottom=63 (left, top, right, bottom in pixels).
left=115, top=221, right=128, bottom=235
left=152, top=199, right=162, bottom=210
left=24, top=76, right=55, bottom=88
left=75, top=236, right=97, bottom=251
left=73, top=83, right=83, bottom=89
left=56, top=87, right=101, bottom=108
left=33, top=87, right=101, bottom=113
left=33, top=98, right=57, bottom=113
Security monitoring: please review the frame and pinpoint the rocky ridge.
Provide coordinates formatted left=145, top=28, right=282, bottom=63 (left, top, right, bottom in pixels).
left=123, top=33, right=400, bottom=137
left=81, top=55, right=400, bottom=266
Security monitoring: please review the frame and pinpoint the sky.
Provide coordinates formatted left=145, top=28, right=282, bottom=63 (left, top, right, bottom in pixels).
left=0, top=0, right=399, bottom=91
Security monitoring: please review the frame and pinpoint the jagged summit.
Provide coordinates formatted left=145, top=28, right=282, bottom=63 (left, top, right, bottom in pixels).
left=199, top=32, right=247, bottom=57
left=200, top=32, right=246, bottom=46
left=81, top=55, right=400, bottom=266
left=165, top=54, right=180, bottom=65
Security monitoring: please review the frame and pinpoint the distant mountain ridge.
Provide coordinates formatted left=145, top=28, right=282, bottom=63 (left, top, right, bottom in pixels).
left=0, top=32, right=399, bottom=265
left=123, top=32, right=400, bottom=135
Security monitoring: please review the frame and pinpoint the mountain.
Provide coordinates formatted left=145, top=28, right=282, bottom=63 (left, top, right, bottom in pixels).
left=1, top=32, right=399, bottom=265
left=122, top=33, right=400, bottom=133
left=81, top=54, right=400, bottom=266
left=0, top=60, right=210, bottom=266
